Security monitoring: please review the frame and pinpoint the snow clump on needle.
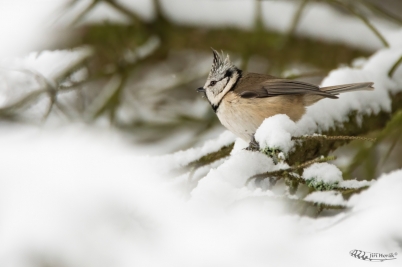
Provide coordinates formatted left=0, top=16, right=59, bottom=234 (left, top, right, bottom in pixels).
left=254, top=114, right=297, bottom=154
left=302, top=162, right=343, bottom=184
left=304, top=191, right=347, bottom=206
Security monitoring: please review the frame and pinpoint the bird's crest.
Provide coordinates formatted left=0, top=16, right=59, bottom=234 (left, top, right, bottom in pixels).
left=209, top=48, right=235, bottom=80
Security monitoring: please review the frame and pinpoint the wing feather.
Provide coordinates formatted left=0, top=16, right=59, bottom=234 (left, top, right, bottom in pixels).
left=238, top=79, right=337, bottom=99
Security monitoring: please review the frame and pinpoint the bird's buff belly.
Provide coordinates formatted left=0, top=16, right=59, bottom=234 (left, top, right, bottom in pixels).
left=216, top=98, right=266, bottom=142
left=216, top=93, right=305, bottom=142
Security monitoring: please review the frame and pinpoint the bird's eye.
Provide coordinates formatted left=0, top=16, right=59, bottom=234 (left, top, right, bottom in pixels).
left=209, top=81, right=217, bottom=86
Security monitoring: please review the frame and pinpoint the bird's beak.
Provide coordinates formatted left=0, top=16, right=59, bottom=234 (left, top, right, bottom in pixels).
left=197, top=87, right=206, bottom=93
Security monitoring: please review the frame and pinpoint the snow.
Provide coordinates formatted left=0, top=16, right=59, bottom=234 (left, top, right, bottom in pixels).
left=254, top=114, right=297, bottom=154
left=304, top=191, right=347, bottom=206
left=0, top=0, right=65, bottom=57
left=189, top=150, right=288, bottom=213
left=0, top=125, right=401, bottom=267
left=340, top=180, right=373, bottom=190
left=231, top=137, right=249, bottom=153
left=302, top=163, right=343, bottom=184
left=153, top=130, right=236, bottom=172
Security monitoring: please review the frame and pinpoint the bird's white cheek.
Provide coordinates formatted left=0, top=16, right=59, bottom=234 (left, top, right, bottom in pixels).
left=206, top=90, right=219, bottom=106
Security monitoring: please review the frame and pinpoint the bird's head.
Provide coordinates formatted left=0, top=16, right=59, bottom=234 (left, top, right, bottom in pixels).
left=197, top=49, right=241, bottom=109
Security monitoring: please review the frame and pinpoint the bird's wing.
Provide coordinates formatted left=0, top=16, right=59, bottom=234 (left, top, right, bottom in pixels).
left=237, top=79, right=338, bottom=99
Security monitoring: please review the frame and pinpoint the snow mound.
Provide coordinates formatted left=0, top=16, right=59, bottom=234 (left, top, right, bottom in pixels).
left=304, top=191, right=347, bottom=206
left=254, top=114, right=296, bottom=154
left=302, top=163, right=343, bottom=184
left=0, top=125, right=402, bottom=267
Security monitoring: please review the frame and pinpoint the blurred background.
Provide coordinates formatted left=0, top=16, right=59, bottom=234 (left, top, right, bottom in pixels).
left=1, top=0, right=402, bottom=176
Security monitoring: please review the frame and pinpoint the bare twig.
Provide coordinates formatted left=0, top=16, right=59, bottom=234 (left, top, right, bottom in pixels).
left=358, top=0, right=402, bottom=26
left=43, top=91, right=57, bottom=121
left=246, top=155, right=336, bottom=185
left=0, top=89, right=48, bottom=114
left=69, top=0, right=98, bottom=26
left=288, top=0, right=309, bottom=37
left=388, top=54, right=402, bottom=78
left=327, top=0, right=389, bottom=47
left=104, top=0, right=142, bottom=24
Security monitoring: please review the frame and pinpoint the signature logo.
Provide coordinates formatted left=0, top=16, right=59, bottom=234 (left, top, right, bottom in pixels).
left=350, top=249, right=398, bottom=262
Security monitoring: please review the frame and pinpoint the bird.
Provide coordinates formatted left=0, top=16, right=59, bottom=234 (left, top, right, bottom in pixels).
left=196, top=49, right=374, bottom=142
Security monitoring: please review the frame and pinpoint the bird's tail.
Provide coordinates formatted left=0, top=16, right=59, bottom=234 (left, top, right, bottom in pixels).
left=321, top=82, right=374, bottom=94
left=304, top=82, right=374, bottom=106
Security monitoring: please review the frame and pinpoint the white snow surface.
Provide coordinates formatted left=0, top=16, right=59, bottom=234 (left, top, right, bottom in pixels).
left=0, top=125, right=401, bottom=267
left=254, top=114, right=296, bottom=154
left=304, top=191, right=347, bottom=206
left=340, top=179, right=373, bottom=189
left=153, top=130, right=236, bottom=172
left=0, top=0, right=65, bottom=57
left=302, top=163, right=343, bottom=184
left=189, top=150, right=288, bottom=213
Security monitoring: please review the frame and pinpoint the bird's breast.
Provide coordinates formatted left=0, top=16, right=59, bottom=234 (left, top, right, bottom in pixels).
left=216, top=92, right=306, bottom=142
left=216, top=93, right=264, bottom=141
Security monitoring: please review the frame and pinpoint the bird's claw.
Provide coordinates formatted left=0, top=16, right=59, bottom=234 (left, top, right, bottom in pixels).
left=244, top=134, right=260, bottom=151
